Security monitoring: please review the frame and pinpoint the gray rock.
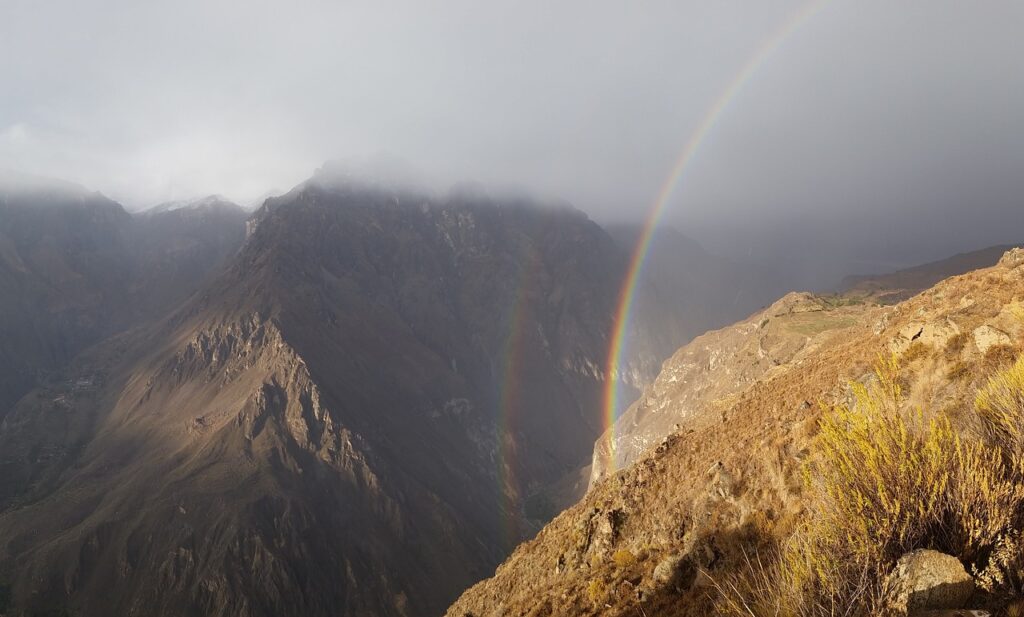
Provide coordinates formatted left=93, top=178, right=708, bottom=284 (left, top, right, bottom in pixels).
left=651, top=552, right=695, bottom=590
left=884, top=550, right=975, bottom=614
left=999, top=247, right=1024, bottom=269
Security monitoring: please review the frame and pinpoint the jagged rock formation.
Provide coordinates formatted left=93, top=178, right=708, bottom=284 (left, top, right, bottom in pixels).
left=446, top=249, right=1023, bottom=617
left=0, top=174, right=686, bottom=617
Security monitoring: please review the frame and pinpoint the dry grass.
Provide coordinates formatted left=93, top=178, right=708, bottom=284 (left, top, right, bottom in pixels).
left=947, top=360, right=972, bottom=381
left=945, top=332, right=971, bottom=359
left=984, top=344, right=1020, bottom=371
left=900, top=341, right=931, bottom=364
left=717, top=355, right=1024, bottom=615
left=976, top=356, right=1024, bottom=456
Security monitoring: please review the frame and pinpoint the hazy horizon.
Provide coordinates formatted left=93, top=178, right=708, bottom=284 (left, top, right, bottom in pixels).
left=3, top=0, right=1023, bottom=282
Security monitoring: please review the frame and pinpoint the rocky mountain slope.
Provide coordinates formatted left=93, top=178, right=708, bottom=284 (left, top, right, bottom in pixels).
left=446, top=249, right=1024, bottom=616
left=0, top=174, right=687, bottom=617
left=0, top=177, right=248, bottom=420
left=590, top=292, right=870, bottom=483
left=590, top=243, right=1022, bottom=485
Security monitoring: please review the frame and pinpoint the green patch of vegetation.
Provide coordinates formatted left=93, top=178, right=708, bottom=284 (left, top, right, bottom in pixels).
left=0, top=583, right=10, bottom=613
left=819, top=294, right=867, bottom=308
left=778, top=313, right=859, bottom=337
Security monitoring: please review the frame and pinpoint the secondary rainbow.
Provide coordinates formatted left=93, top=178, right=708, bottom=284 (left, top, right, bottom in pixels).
left=600, top=1, right=829, bottom=470
left=496, top=247, right=537, bottom=546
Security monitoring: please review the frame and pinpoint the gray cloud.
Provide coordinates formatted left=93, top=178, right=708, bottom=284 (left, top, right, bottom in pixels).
left=2, top=0, right=1022, bottom=279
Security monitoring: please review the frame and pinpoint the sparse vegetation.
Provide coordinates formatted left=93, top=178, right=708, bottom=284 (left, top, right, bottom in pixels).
left=945, top=331, right=971, bottom=359
left=976, top=356, right=1024, bottom=456
left=900, top=340, right=930, bottom=363
left=718, top=353, right=1024, bottom=615
left=613, top=548, right=637, bottom=568
left=984, top=343, right=1019, bottom=371
left=947, top=359, right=972, bottom=381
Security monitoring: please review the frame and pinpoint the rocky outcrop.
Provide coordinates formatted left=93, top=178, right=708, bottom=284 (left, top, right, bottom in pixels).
left=883, top=550, right=975, bottom=615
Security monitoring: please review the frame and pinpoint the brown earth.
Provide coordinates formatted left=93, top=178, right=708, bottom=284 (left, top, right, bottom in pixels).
left=446, top=248, right=1024, bottom=617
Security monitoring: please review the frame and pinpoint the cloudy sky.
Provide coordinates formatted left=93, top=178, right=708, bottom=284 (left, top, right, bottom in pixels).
left=2, top=1, right=1022, bottom=274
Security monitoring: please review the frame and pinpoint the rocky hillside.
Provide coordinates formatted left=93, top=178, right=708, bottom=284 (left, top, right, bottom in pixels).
left=446, top=249, right=1024, bottom=617
left=0, top=177, right=248, bottom=419
left=591, top=292, right=871, bottom=483
left=0, top=174, right=686, bottom=617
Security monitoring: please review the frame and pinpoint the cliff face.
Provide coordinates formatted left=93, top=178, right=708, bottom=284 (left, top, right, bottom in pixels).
left=0, top=179, right=685, bottom=617
left=446, top=249, right=1024, bottom=617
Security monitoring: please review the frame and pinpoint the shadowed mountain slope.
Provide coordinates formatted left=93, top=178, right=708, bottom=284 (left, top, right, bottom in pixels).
left=0, top=177, right=248, bottom=419
left=0, top=176, right=686, bottom=617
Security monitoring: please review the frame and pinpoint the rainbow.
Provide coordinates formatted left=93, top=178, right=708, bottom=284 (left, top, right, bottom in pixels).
left=495, top=246, right=537, bottom=546
left=600, top=1, right=829, bottom=470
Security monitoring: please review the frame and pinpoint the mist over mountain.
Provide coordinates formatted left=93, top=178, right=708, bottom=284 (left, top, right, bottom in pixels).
left=0, top=176, right=247, bottom=418
left=0, top=171, right=711, bottom=616
left=3, top=2, right=1024, bottom=616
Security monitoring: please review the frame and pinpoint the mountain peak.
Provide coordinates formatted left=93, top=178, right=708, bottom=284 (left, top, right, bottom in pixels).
left=144, top=194, right=244, bottom=214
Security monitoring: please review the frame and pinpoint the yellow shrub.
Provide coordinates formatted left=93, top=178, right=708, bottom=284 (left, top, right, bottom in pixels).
left=719, top=356, right=1024, bottom=615
left=976, top=356, right=1024, bottom=455
left=586, top=579, right=607, bottom=605
left=612, top=549, right=636, bottom=568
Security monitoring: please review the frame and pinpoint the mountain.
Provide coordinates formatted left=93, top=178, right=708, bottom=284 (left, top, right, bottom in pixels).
left=839, top=243, right=1017, bottom=303
left=0, top=178, right=134, bottom=418
left=0, top=175, right=686, bottom=617
left=131, top=196, right=248, bottom=316
left=0, top=178, right=248, bottom=420
left=446, top=249, right=1024, bottom=616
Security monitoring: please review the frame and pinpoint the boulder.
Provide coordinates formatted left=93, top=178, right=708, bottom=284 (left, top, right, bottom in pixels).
left=999, top=247, right=1024, bottom=270
left=973, top=325, right=1011, bottom=354
left=650, top=552, right=696, bottom=590
left=884, top=550, right=974, bottom=615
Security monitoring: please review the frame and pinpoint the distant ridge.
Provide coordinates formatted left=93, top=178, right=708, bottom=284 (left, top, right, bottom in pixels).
left=840, top=244, right=1018, bottom=303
